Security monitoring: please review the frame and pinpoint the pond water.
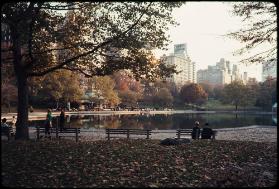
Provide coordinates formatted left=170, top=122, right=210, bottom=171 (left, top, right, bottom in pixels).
left=28, top=113, right=277, bottom=130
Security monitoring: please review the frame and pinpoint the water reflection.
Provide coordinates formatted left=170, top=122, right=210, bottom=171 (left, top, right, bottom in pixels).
left=28, top=113, right=277, bottom=130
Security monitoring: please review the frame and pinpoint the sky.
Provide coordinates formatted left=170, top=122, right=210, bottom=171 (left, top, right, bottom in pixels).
left=153, top=2, right=265, bottom=81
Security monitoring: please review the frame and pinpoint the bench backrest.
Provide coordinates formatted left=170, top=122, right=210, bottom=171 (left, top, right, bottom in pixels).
left=36, top=126, right=80, bottom=133
left=59, top=128, right=81, bottom=133
left=176, top=129, right=217, bottom=133
left=176, top=129, right=192, bottom=134
left=106, top=129, right=152, bottom=134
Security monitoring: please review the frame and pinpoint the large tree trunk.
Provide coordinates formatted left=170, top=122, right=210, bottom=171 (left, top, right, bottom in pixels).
left=10, top=25, right=30, bottom=140
left=15, top=73, right=29, bottom=140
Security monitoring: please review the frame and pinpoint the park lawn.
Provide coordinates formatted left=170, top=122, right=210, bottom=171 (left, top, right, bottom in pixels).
left=1, top=139, right=277, bottom=188
left=205, top=99, right=261, bottom=111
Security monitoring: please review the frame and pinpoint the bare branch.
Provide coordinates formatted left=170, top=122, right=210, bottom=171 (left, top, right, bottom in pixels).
left=228, top=2, right=277, bottom=64
left=239, top=47, right=276, bottom=64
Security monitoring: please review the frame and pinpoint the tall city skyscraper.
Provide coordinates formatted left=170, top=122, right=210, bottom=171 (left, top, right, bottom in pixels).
left=161, top=43, right=196, bottom=87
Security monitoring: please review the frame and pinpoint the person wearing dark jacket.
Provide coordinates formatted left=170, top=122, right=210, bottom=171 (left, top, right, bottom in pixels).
left=59, top=109, right=65, bottom=131
left=191, top=121, right=200, bottom=139
left=201, top=123, right=213, bottom=139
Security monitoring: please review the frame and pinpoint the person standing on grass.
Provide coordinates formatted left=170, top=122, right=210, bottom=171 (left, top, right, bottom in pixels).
left=191, top=121, right=200, bottom=139
left=45, top=109, right=53, bottom=138
left=59, top=109, right=65, bottom=131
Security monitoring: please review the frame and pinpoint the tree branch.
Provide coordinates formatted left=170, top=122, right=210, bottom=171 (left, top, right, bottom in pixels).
left=25, top=3, right=44, bottom=69
left=61, top=67, right=94, bottom=78
left=41, top=2, right=87, bottom=10
left=238, top=47, right=276, bottom=63
left=27, top=2, right=153, bottom=77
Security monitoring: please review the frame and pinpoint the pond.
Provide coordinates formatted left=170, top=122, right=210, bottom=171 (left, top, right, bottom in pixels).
left=27, top=113, right=277, bottom=130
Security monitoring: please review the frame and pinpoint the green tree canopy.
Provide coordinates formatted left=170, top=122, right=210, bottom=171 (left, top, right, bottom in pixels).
left=221, top=80, right=247, bottom=111
left=30, top=70, right=83, bottom=108
left=255, top=77, right=277, bottom=110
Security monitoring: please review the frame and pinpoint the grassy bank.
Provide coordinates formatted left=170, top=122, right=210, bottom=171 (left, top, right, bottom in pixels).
left=205, top=99, right=262, bottom=111
left=1, top=139, right=277, bottom=187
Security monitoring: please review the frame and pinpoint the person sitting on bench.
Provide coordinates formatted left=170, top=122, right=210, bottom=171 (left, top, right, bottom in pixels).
left=191, top=121, right=200, bottom=139
left=1, top=118, right=14, bottom=137
left=201, top=123, right=213, bottom=139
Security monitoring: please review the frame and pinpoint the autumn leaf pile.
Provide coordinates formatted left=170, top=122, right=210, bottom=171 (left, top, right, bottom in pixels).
left=1, top=139, right=277, bottom=187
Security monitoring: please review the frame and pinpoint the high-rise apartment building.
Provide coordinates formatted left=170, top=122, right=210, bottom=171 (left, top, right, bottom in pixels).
left=262, top=59, right=277, bottom=81
left=197, top=58, right=244, bottom=86
left=161, top=43, right=196, bottom=87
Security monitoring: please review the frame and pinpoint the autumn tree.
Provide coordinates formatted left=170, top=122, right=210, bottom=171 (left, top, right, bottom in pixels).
left=92, top=76, right=120, bottom=107
left=112, top=70, right=142, bottom=107
left=227, top=2, right=277, bottom=64
left=180, top=83, right=208, bottom=106
left=199, top=82, right=214, bottom=99
left=113, top=70, right=142, bottom=93
left=29, top=70, right=83, bottom=108
left=112, top=70, right=143, bottom=107
left=1, top=2, right=182, bottom=139
left=140, top=79, right=154, bottom=107
left=153, top=87, right=173, bottom=108
left=141, top=79, right=165, bottom=106
left=118, top=90, right=139, bottom=108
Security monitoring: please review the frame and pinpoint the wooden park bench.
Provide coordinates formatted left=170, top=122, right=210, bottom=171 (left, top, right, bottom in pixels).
left=1, top=127, right=14, bottom=140
left=36, top=126, right=55, bottom=140
left=176, top=129, right=193, bottom=139
left=176, top=128, right=217, bottom=140
left=36, top=126, right=81, bottom=142
left=106, top=128, right=152, bottom=140
left=57, top=128, right=81, bottom=142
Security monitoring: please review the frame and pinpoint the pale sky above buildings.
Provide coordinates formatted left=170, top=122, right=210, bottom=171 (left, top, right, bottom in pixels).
left=153, top=2, right=272, bottom=82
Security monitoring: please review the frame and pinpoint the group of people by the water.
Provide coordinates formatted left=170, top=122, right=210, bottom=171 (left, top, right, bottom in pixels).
left=1, top=109, right=66, bottom=139
left=43, top=108, right=65, bottom=138
left=191, top=121, right=214, bottom=139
